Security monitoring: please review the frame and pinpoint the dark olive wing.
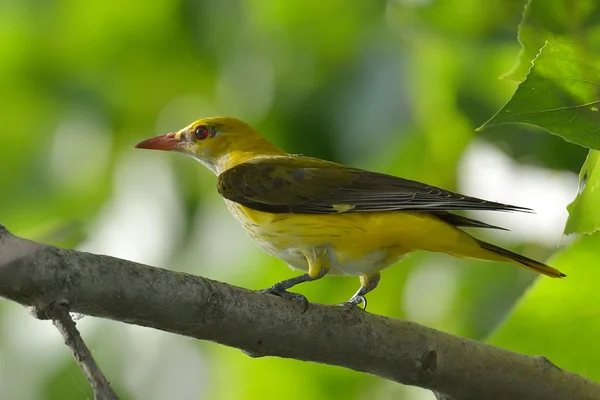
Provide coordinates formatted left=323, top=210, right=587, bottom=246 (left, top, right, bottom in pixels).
left=217, top=156, right=530, bottom=216
left=433, top=211, right=508, bottom=230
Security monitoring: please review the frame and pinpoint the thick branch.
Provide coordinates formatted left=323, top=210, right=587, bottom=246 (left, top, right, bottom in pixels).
left=0, top=225, right=597, bottom=400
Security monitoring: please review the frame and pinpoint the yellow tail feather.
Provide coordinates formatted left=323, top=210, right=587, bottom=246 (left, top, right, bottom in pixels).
left=475, top=239, right=565, bottom=278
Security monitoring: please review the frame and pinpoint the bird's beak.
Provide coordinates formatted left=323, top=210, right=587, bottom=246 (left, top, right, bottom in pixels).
left=134, top=132, right=181, bottom=151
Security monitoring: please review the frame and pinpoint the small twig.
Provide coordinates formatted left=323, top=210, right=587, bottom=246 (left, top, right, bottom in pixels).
left=1, top=225, right=599, bottom=400
left=34, top=300, right=119, bottom=400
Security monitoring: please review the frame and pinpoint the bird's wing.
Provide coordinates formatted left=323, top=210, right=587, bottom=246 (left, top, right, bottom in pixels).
left=432, top=211, right=508, bottom=230
left=217, top=156, right=530, bottom=215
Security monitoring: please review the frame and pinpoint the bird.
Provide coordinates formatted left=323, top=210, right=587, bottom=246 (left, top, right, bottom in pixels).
left=135, top=116, right=565, bottom=310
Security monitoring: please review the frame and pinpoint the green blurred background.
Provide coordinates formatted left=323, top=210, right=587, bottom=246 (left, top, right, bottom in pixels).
left=0, top=0, right=589, bottom=399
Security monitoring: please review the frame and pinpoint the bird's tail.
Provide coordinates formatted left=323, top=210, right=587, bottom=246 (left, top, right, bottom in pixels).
left=475, top=239, right=565, bottom=278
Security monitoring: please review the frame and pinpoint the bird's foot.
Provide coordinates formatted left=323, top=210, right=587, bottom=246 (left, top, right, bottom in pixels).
left=340, top=295, right=367, bottom=311
left=259, top=286, right=310, bottom=313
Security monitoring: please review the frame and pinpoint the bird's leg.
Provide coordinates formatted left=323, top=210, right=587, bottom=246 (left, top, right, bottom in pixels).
left=342, top=272, right=381, bottom=310
left=259, top=269, right=328, bottom=310
left=260, top=248, right=330, bottom=312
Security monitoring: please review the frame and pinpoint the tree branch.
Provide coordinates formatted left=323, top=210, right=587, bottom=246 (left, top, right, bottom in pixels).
left=0, top=225, right=598, bottom=400
left=31, top=300, right=119, bottom=400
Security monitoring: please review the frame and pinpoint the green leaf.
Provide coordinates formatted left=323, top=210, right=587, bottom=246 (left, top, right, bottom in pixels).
left=487, top=232, right=600, bottom=381
left=565, top=150, right=600, bottom=235
left=502, top=0, right=595, bottom=82
left=480, top=0, right=600, bottom=150
left=479, top=40, right=600, bottom=150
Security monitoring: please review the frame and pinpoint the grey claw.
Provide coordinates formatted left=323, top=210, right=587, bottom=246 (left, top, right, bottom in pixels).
left=341, top=295, right=367, bottom=311
left=259, top=287, right=310, bottom=313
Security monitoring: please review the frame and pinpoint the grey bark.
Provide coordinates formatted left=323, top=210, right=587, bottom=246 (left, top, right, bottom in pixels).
left=0, top=225, right=598, bottom=400
left=32, top=300, right=119, bottom=399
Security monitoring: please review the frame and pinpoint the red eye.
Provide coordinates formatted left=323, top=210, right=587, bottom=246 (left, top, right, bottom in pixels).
left=194, top=126, right=210, bottom=140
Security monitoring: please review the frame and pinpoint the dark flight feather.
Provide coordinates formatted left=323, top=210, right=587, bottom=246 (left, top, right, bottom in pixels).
left=432, top=212, right=508, bottom=230
left=217, top=156, right=530, bottom=219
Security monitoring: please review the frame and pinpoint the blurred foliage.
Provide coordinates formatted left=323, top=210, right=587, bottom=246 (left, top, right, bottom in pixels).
left=489, top=233, right=600, bottom=382
left=0, top=0, right=597, bottom=399
left=483, top=0, right=600, bottom=386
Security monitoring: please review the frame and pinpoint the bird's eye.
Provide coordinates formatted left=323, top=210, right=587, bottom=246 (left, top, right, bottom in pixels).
left=194, top=126, right=210, bottom=140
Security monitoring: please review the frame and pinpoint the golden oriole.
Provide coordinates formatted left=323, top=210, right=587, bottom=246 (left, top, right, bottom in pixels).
left=135, top=117, right=565, bottom=309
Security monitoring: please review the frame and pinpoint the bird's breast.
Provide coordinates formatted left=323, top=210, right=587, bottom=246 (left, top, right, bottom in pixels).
left=223, top=200, right=410, bottom=275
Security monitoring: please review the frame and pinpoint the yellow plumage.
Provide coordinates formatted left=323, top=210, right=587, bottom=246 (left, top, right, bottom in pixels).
left=227, top=200, right=558, bottom=276
left=135, top=116, right=565, bottom=308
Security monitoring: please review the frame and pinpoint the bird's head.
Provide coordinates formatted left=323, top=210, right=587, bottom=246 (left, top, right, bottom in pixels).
left=135, top=116, right=282, bottom=174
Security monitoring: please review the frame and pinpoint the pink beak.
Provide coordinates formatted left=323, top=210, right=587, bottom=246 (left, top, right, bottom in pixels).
left=134, top=132, right=180, bottom=151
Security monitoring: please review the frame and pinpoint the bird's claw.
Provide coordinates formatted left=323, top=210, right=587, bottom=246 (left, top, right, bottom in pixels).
left=259, top=287, right=310, bottom=313
left=340, top=295, right=367, bottom=311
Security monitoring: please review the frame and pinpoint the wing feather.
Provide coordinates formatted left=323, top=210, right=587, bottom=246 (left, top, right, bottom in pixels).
left=217, top=157, right=530, bottom=215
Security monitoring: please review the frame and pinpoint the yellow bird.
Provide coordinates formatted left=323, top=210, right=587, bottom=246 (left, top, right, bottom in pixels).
left=135, top=117, right=565, bottom=309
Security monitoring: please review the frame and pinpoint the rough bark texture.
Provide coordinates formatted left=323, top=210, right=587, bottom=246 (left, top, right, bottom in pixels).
left=0, top=225, right=598, bottom=400
left=33, top=300, right=119, bottom=400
